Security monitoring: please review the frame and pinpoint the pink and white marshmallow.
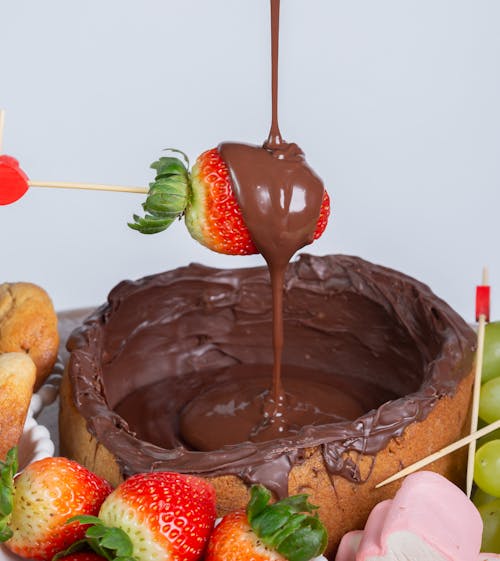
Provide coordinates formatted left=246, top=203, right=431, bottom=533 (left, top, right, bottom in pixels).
left=335, top=471, right=483, bottom=561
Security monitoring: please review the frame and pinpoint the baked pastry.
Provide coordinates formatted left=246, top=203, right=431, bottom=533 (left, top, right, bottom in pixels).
left=0, top=352, right=36, bottom=461
left=0, top=282, right=59, bottom=390
left=60, top=254, right=476, bottom=558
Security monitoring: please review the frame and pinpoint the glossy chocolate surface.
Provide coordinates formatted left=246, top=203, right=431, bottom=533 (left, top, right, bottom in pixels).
left=67, top=254, right=475, bottom=497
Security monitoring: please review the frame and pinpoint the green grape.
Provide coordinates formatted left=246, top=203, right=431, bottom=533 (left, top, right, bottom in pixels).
left=483, top=322, right=500, bottom=384
left=480, top=377, right=500, bottom=424
left=474, top=440, right=500, bottom=497
left=478, top=498, right=500, bottom=553
left=478, top=428, right=500, bottom=448
left=473, top=486, right=497, bottom=508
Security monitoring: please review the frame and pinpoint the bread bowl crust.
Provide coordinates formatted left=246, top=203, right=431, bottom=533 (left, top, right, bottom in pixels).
left=60, top=363, right=474, bottom=558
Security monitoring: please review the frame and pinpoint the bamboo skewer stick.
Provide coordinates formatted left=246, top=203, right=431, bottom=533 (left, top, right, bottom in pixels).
left=0, top=110, right=148, bottom=197
left=466, top=267, right=489, bottom=497
left=28, top=180, right=148, bottom=195
left=376, top=418, right=500, bottom=489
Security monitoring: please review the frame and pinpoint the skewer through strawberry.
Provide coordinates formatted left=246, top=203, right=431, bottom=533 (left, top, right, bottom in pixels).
left=129, top=148, right=331, bottom=255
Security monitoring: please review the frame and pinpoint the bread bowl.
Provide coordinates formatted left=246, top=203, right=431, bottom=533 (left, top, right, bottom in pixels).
left=60, top=254, right=476, bottom=557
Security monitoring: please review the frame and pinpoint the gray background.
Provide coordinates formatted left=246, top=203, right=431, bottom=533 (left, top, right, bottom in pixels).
left=1, top=0, right=499, bottom=322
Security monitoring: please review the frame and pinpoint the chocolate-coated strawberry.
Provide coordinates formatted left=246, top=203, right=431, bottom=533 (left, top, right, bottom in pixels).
left=73, top=471, right=216, bottom=561
left=0, top=449, right=112, bottom=561
left=129, top=149, right=330, bottom=255
left=205, top=485, right=327, bottom=561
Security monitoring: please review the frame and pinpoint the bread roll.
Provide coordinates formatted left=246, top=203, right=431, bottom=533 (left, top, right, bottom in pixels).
left=0, top=352, right=36, bottom=461
left=0, top=282, right=59, bottom=390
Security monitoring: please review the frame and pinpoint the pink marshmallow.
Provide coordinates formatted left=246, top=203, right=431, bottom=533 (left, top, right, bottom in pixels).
left=335, top=530, right=364, bottom=561
left=346, top=471, right=483, bottom=561
left=478, top=555, right=500, bottom=560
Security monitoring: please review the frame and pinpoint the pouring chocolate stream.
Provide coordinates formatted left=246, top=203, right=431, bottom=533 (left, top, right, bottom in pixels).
left=216, top=0, right=326, bottom=439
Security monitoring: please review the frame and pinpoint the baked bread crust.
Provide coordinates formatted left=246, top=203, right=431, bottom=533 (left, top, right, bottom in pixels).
left=59, top=364, right=474, bottom=558
left=0, top=352, right=36, bottom=461
left=0, top=282, right=59, bottom=390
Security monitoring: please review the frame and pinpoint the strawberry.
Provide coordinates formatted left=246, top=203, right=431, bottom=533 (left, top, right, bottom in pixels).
left=0, top=449, right=112, bottom=561
left=73, top=471, right=216, bottom=561
left=56, top=553, right=107, bottom=561
left=128, top=148, right=330, bottom=255
left=205, top=485, right=327, bottom=561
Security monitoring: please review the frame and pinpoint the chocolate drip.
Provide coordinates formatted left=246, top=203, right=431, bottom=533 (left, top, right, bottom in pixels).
left=219, top=141, right=325, bottom=437
left=216, top=0, right=325, bottom=439
left=67, top=254, right=476, bottom=498
left=218, top=143, right=324, bottom=270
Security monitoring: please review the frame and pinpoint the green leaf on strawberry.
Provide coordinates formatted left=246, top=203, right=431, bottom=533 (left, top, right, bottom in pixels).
left=66, top=516, right=136, bottom=561
left=129, top=213, right=176, bottom=234
left=0, top=447, right=18, bottom=542
left=246, top=485, right=327, bottom=561
left=128, top=151, right=190, bottom=235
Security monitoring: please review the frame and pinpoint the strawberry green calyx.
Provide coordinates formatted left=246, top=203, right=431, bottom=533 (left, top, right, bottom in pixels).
left=246, top=485, right=327, bottom=561
left=128, top=150, right=190, bottom=235
left=62, top=516, right=137, bottom=561
left=0, top=447, right=18, bottom=542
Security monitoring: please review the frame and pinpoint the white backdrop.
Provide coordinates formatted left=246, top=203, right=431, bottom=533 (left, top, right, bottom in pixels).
left=1, top=0, right=499, bottom=322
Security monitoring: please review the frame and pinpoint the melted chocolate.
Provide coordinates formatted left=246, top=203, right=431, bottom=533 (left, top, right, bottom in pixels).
left=67, top=254, right=476, bottom=498
left=119, top=363, right=397, bottom=452
left=218, top=141, right=325, bottom=435
left=217, top=1, right=325, bottom=435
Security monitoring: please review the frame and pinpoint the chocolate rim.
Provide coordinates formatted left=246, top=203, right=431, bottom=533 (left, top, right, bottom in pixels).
left=67, top=254, right=476, bottom=493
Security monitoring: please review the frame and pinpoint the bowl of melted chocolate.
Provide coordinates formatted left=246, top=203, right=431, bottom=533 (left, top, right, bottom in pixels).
left=60, top=254, right=476, bottom=557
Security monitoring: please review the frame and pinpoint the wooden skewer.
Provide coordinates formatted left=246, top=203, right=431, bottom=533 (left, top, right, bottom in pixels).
left=376, top=418, right=500, bottom=489
left=28, top=180, right=148, bottom=195
left=466, top=266, right=489, bottom=497
left=0, top=111, right=147, bottom=196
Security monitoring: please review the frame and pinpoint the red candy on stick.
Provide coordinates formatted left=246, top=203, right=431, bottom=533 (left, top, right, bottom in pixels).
left=466, top=267, right=490, bottom=497
left=0, top=109, right=29, bottom=205
left=0, top=155, right=29, bottom=205
left=476, top=284, right=491, bottom=322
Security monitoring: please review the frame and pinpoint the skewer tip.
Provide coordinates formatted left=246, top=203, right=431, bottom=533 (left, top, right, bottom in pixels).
left=482, top=266, right=489, bottom=287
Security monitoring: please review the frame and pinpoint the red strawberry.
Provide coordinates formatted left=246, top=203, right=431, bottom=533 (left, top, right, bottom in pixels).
left=129, top=148, right=330, bottom=255
left=187, top=148, right=257, bottom=255
left=0, top=155, right=29, bottom=206
left=206, top=485, right=327, bottom=561
left=0, top=449, right=112, bottom=561
left=207, top=511, right=283, bottom=561
left=57, top=553, right=107, bottom=561
left=75, top=471, right=216, bottom=561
